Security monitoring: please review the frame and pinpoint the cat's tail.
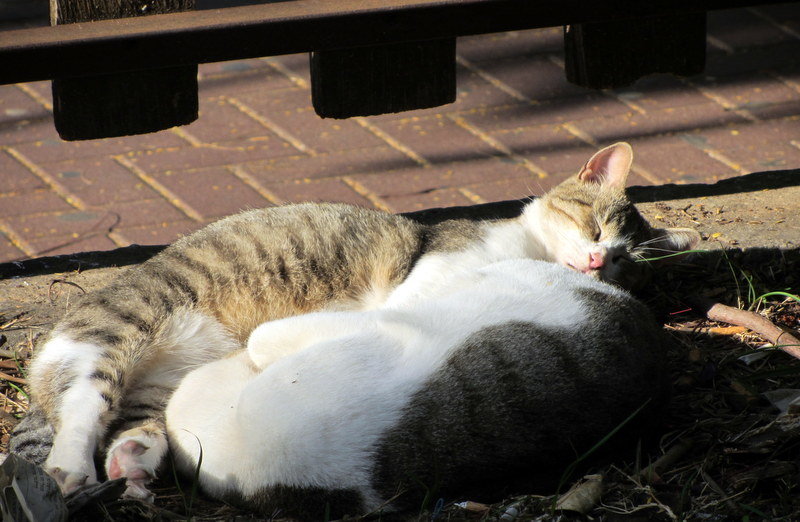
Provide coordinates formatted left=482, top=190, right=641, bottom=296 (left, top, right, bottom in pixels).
left=8, top=404, right=54, bottom=466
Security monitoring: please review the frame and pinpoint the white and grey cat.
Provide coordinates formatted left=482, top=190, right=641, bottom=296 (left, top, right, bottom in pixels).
left=10, top=142, right=699, bottom=502
left=167, top=257, right=672, bottom=519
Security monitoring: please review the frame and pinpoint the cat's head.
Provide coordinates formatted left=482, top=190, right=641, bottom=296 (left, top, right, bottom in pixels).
left=523, top=142, right=700, bottom=289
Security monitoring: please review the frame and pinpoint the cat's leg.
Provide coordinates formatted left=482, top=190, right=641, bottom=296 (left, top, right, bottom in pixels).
left=33, top=336, right=111, bottom=493
left=102, top=311, right=240, bottom=499
left=247, top=312, right=371, bottom=369
left=103, top=388, right=171, bottom=500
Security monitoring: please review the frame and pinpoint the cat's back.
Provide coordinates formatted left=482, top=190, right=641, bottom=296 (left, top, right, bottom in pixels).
left=373, top=262, right=671, bottom=506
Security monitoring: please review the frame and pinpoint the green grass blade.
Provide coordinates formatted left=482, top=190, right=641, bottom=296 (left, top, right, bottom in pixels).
left=634, top=249, right=707, bottom=263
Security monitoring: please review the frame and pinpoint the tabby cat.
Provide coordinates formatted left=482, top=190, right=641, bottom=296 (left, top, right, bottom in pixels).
left=9, top=142, right=699, bottom=501
left=168, top=257, right=671, bottom=519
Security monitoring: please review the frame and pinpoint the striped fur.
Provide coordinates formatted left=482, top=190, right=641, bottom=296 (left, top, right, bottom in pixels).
left=10, top=142, right=699, bottom=500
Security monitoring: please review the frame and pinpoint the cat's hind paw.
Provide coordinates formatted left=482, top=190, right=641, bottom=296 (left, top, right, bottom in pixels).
left=105, top=427, right=168, bottom=502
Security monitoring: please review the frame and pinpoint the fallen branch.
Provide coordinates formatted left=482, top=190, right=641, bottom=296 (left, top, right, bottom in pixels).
left=0, top=371, right=27, bottom=385
left=689, top=298, right=800, bottom=360
left=634, top=439, right=693, bottom=484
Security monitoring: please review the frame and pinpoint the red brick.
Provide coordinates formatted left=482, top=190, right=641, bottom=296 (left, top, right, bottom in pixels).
left=687, top=119, right=800, bottom=173
left=27, top=233, right=120, bottom=259
left=124, top=140, right=296, bottom=174
left=264, top=178, right=375, bottom=208
left=489, top=124, right=596, bottom=174
left=269, top=54, right=311, bottom=85
left=457, top=27, right=563, bottom=63
left=705, top=41, right=800, bottom=77
left=97, top=198, right=191, bottom=228
left=707, top=9, right=793, bottom=49
left=184, top=98, right=273, bottom=144
left=366, top=64, right=523, bottom=121
left=0, top=190, right=72, bottom=218
left=0, top=235, right=26, bottom=264
left=756, top=4, right=800, bottom=34
left=4, top=209, right=121, bottom=241
left=0, top=85, right=58, bottom=146
left=625, top=135, right=739, bottom=184
left=115, top=220, right=203, bottom=246
left=240, top=147, right=416, bottom=183
left=13, top=128, right=188, bottom=164
left=41, top=156, right=159, bottom=207
left=381, top=188, right=475, bottom=213
left=572, top=102, right=748, bottom=143
left=613, top=75, right=710, bottom=111
left=350, top=157, right=532, bottom=197
left=0, top=149, right=47, bottom=194
left=232, top=88, right=384, bottom=153
left=460, top=95, right=630, bottom=132
left=198, top=62, right=295, bottom=99
left=16, top=81, right=52, bottom=106
left=150, top=168, right=273, bottom=219
left=473, top=55, right=590, bottom=102
left=694, top=74, right=798, bottom=117
left=371, top=115, right=499, bottom=164
left=463, top=176, right=546, bottom=202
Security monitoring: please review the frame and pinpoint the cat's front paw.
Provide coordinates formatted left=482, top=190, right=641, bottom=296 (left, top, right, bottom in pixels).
left=45, top=465, right=98, bottom=495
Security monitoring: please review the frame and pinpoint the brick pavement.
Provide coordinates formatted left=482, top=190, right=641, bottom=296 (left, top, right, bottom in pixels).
left=1, top=6, right=800, bottom=263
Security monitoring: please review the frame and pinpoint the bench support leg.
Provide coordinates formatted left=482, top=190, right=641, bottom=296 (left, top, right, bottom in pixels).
left=310, top=39, right=456, bottom=119
left=564, top=12, right=706, bottom=89
left=51, top=0, right=199, bottom=141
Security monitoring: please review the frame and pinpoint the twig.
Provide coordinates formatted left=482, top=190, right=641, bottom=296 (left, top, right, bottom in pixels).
left=0, top=371, right=27, bottom=385
left=689, top=298, right=800, bottom=360
left=635, top=439, right=693, bottom=484
left=667, top=325, right=748, bottom=336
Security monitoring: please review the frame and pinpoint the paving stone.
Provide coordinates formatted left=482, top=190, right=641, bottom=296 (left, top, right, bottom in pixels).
left=0, top=235, right=26, bottom=262
left=613, top=75, right=711, bottom=111
left=0, top=149, right=47, bottom=194
left=708, top=8, right=794, bottom=49
left=572, top=102, right=748, bottom=143
left=40, top=156, right=159, bottom=207
left=488, top=124, right=596, bottom=174
left=457, top=27, right=563, bottom=63
left=349, top=157, right=532, bottom=197
left=4, top=210, right=121, bottom=242
left=624, top=135, right=740, bottom=184
left=240, top=147, right=416, bottom=183
left=27, top=233, right=120, bottom=259
left=756, top=4, right=800, bottom=35
left=149, top=167, right=273, bottom=219
left=693, top=74, right=799, bottom=117
left=685, top=118, right=800, bottom=173
left=13, top=128, right=189, bottom=164
left=184, top=98, right=274, bottom=144
left=460, top=95, right=630, bottom=133
left=269, top=54, right=311, bottom=86
left=90, top=198, right=193, bottom=229
left=124, top=139, right=297, bottom=174
left=381, top=187, right=476, bottom=213
left=115, top=220, right=204, bottom=246
left=0, top=190, right=72, bottom=219
left=473, top=55, right=591, bottom=102
left=198, top=61, right=296, bottom=99
left=264, top=178, right=376, bottom=208
left=365, top=64, right=522, bottom=121
left=371, top=114, right=500, bottom=164
left=463, top=176, right=549, bottom=202
left=704, top=41, right=800, bottom=77
left=233, top=88, right=384, bottom=153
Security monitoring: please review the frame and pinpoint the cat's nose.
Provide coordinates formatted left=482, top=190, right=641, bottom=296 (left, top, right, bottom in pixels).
left=589, top=252, right=605, bottom=269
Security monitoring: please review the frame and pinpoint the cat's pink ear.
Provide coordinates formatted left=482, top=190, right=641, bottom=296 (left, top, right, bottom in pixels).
left=577, top=142, right=633, bottom=189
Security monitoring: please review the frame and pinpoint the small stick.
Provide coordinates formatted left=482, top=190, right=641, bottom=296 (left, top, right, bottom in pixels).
left=556, top=474, right=603, bottom=514
left=0, top=371, right=27, bottom=385
left=635, top=439, right=693, bottom=484
left=689, top=298, right=800, bottom=360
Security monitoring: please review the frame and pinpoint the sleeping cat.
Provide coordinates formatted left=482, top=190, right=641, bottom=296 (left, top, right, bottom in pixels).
left=166, top=258, right=672, bottom=519
left=9, top=142, right=699, bottom=500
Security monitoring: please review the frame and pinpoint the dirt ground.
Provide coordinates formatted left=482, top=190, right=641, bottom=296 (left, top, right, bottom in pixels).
left=0, top=171, right=798, bottom=520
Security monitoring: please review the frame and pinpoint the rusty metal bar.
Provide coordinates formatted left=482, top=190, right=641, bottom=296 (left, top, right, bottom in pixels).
left=0, top=0, right=792, bottom=85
